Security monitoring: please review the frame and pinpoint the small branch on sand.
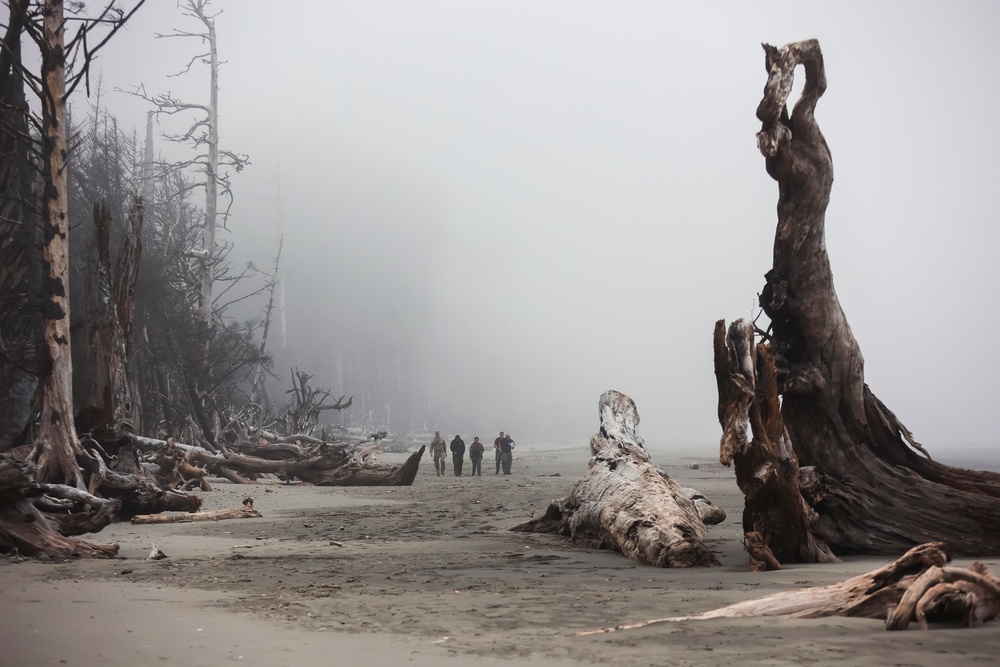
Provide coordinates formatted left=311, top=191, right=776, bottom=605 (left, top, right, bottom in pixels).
left=131, top=507, right=262, bottom=524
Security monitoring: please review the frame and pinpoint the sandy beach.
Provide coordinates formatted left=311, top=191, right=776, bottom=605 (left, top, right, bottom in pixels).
left=2, top=443, right=999, bottom=666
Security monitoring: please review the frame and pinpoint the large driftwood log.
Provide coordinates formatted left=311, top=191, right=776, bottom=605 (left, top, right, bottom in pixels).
left=176, top=439, right=426, bottom=486
left=581, top=543, right=1000, bottom=633
left=512, top=391, right=719, bottom=568
left=716, top=39, right=1000, bottom=558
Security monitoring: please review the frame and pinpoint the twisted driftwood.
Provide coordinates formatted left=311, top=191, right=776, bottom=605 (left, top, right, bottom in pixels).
left=715, top=39, right=1000, bottom=564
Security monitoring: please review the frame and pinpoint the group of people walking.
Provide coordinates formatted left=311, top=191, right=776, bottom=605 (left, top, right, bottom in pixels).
left=429, top=431, right=516, bottom=476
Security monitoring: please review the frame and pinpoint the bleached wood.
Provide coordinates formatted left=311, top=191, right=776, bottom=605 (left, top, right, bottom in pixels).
left=512, top=391, right=719, bottom=568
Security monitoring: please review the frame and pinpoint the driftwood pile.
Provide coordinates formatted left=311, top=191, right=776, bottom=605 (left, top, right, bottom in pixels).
left=583, top=543, right=1000, bottom=633
left=0, top=433, right=205, bottom=558
left=513, top=390, right=725, bottom=568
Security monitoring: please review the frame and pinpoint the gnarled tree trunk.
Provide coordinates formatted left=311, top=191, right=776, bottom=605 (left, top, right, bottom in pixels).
left=717, top=39, right=1000, bottom=559
left=512, top=391, right=720, bottom=568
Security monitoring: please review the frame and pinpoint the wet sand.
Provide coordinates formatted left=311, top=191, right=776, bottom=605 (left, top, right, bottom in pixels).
left=2, top=444, right=998, bottom=666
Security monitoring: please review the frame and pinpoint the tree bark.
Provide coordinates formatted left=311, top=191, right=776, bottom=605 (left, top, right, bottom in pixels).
left=512, top=391, right=720, bottom=568
left=723, top=39, right=1000, bottom=556
left=0, top=0, right=40, bottom=450
left=79, top=199, right=143, bottom=440
left=714, top=318, right=835, bottom=567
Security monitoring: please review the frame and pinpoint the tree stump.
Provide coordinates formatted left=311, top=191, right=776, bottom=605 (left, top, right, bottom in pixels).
left=716, top=39, right=1000, bottom=559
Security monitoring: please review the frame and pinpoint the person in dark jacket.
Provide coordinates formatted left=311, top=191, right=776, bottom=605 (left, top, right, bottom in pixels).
left=469, top=437, right=485, bottom=476
left=494, top=431, right=513, bottom=475
left=450, top=435, right=466, bottom=476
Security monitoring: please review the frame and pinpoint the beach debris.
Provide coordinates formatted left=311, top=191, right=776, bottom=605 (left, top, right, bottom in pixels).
left=146, top=544, right=168, bottom=560
left=511, top=391, right=720, bottom=568
left=579, top=542, right=1000, bottom=634
left=131, top=507, right=263, bottom=524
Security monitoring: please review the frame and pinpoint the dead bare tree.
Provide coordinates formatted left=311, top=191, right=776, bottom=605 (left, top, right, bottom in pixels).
left=6, top=0, right=146, bottom=486
left=121, top=0, right=248, bottom=341
left=250, top=235, right=282, bottom=412
left=715, top=40, right=1000, bottom=563
left=284, top=368, right=353, bottom=436
left=0, top=0, right=40, bottom=450
left=77, top=199, right=143, bottom=441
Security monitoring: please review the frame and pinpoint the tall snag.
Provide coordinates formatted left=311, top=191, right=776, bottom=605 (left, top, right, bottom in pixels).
left=716, top=40, right=1000, bottom=559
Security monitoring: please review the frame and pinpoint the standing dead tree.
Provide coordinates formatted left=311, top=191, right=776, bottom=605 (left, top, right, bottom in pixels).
left=77, top=199, right=143, bottom=441
left=715, top=40, right=1000, bottom=562
left=8, top=0, right=145, bottom=487
left=0, top=0, right=40, bottom=450
left=122, top=0, right=248, bottom=337
left=512, top=391, right=722, bottom=568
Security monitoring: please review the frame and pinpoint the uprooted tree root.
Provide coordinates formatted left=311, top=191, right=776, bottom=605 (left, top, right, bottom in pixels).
left=580, top=542, right=1000, bottom=634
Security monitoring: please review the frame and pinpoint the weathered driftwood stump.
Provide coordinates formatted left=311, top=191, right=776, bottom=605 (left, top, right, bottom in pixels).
left=715, top=39, right=1000, bottom=562
left=582, top=543, right=1000, bottom=633
left=512, top=391, right=720, bottom=567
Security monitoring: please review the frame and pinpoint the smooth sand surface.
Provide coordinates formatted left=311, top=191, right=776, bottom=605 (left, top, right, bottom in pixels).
left=2, top=444, right=999, bottom=666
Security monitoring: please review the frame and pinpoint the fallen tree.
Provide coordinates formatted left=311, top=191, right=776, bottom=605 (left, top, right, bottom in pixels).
left=581, top=543, right=1000, bottom=633
left=715, top=39, right=1000, bottom=563
left=512, top=390, right=721, bottom=568
left=137, top=436, right=426, bottom=487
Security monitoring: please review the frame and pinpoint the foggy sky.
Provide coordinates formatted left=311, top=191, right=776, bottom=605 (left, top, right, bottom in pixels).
left=80, top=0, right=1000, bottom=451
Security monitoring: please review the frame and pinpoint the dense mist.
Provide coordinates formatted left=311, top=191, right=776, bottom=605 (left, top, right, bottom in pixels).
left=78, top=0, right=1000, bottom=453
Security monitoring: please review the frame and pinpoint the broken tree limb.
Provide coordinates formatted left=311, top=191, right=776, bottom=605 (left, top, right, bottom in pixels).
left=580, top=542, right=1000, bottom=634
left=512, top=391, right=720, bottom=568
left=131, top=507, right=262, bottom=524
